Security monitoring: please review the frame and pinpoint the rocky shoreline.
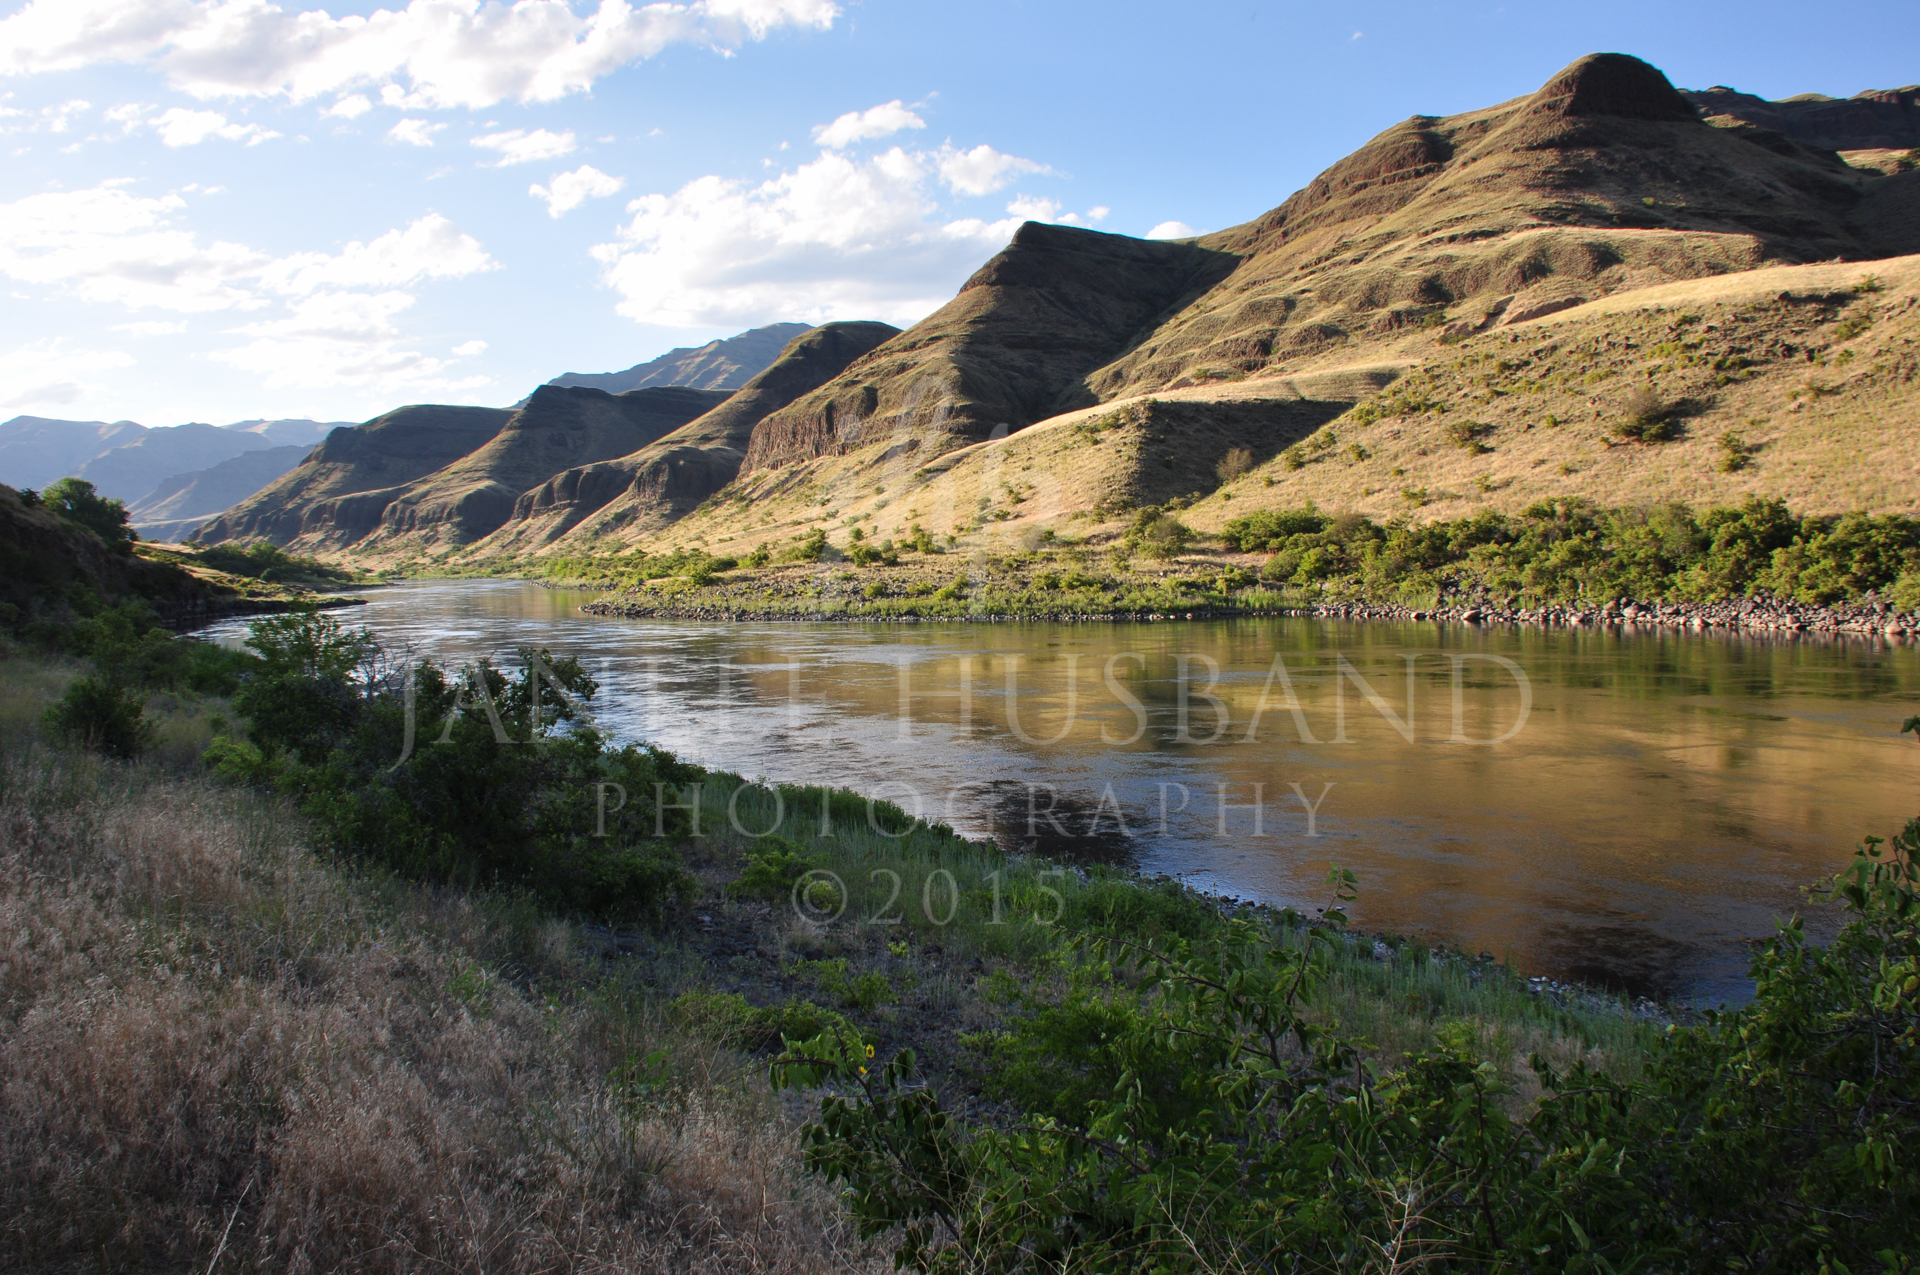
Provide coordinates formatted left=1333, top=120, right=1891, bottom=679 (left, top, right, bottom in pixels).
left=580, top=592, right=1917, bottom=639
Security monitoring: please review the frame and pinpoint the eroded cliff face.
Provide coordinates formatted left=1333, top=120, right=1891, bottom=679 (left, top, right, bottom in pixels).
left=192, top=405, right=514, bottom=551
left=736, top=226, right=1238, bottom=473
left=481, top=321, right=900, bottom=553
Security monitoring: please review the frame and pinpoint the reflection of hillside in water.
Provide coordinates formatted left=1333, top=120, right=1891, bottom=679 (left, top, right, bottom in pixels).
left=198, top=581, right=1920, bottom=1004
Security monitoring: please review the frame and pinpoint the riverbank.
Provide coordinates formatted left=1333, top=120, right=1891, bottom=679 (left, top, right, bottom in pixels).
left=573, top=560, right=1919, bottom=640
left=0, top=639, right=1667, bottom=1270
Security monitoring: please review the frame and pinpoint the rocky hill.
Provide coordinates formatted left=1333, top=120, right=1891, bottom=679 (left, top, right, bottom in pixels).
left=484, top=321, right=899, bottom=555
left=540, top=322, right=813, bottom=396
left=1687, top=83, right=1920, bottom=151
left=193, top=405, right=517, bottom=551
left=345, top=385, right=729, bottom=557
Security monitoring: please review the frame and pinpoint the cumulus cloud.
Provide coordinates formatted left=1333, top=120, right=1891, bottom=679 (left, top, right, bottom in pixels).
left=451, top=338, right=485, bottom=356
left=934, top=143, right=1049, bottom=197
left=811, top=99, right=923, bottom=149
left=593, top=146, right=1037, bottom=328
left=0, top=0, right=841, bottom=110
left=387, top=117, right=443, bottom=146
left=1145, top=220, right=1197, bottom=239
left=151, top=105, right=277, bottom=145
left=325, top=94, right=371, bottom=118
left=0, top=182, right=498, bottom=395
left=530, top=163, right=623, bottom=217
left=0, top=338, right=133, bottom=412
left=473, top=127, right=574, bottom=165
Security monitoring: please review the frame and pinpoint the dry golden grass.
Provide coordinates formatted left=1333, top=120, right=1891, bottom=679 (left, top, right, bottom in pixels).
left=0, top=660, right=881, bottom=1274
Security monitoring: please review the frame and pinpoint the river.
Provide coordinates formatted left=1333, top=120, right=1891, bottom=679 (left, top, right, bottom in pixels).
left=199, top=580, right=1920, bottom=1004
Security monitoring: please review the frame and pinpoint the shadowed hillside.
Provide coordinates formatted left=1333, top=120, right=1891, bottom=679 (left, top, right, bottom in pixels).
left=482, top=321, right=901, bottom=556
left=347, top=385, right=730, bottom=557
left=193, top=405, right=516, bottom=551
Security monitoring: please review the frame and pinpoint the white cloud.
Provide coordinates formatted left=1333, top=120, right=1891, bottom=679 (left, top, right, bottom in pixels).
left=325, top=94, right=371, bottom=118
left=811, top=99, right=924, bottom=149
left=0, top=338, right=134, bottom=412
left=387, top=117, right=443, bottom=146
left=114, top=319, right=187, bottom=335
left=1146, top=220, right=1197, bottom=240
left=259, top=214, right=496, bottom=294
left=473, top=127, right=575, bottom=165
left=0, top=0, right=841, bottom=110
left=1005, top=194, right=1062, bottom=222
left=0, top=182, right=497, bottom=396
left=530, top=164, right=624, bottom=217
left=934, top=143, right=1049, bottom=197
left=593, top=146, right=1029, bottom=328
left=0, top=95, right=90, bottom=135
left=151, top=105, right=278, bottom=146
left=452, top=338, right=486, bottom=356
left=1088, top=205, right=1109, bottom=222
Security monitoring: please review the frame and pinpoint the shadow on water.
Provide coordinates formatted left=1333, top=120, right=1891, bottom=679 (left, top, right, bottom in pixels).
left=981, top=779, right=1141, bottom=866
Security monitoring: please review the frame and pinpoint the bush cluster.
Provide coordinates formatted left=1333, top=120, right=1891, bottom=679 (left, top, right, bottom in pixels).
left=778, top=806, right=1920, bottom=1273
left=205, top=609, right=703, bottom=920
left=1222, top=497, right=1920, bottom=606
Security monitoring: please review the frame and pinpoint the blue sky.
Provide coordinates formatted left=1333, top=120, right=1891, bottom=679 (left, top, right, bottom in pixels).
left=0, top=0, right=1913, bottom=427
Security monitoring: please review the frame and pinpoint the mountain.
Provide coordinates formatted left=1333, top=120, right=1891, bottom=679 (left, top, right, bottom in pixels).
left=346, top=385, right=730, bottom=555
left=216, top=419, right=343, bottom=448
left=0, top=417, right=146, bottom=491
left=208, top=54, right=1920, bottom=568
left=75, top=423, right=286, bottom=504
left=737, top=231, right=1234, bottom=472
left=1686, top=83, right=1920, bottom=151
left=197, top=388, right=729, bottom=556
left=483, top=321, right=900, bottom=553
left=0, top=416, right=347, bottom=503
left=539, top=323, right=814, bottom=397
left=128, top=444, right=317, bottom=544
left=194, top=405, right=518, bottom=550
left=614, top=53, right=1920, bottom=558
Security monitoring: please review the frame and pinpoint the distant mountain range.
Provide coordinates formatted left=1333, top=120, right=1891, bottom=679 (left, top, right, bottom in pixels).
left=0, top=416, right=347, bottom=543
left=0, top=326, right=818, bottom=543
left=535, top=323, right=814, bottom=398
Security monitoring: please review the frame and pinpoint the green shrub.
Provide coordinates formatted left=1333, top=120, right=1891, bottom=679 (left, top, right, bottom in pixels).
left=1127, top=510, right=1193, bottom=560
left=729, top=836, right=815, bottom=900
left=1614, top=387, right=1680, bottom=442
left=43, top=674, right=150, bottom=758
left=209, top=610, right=700, bottom=922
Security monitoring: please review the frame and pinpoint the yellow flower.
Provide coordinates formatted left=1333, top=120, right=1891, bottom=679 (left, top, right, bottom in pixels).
left=865, top=1044, right=876, bottom=1058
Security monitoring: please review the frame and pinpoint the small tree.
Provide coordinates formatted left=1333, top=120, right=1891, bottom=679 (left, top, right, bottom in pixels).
left=42, top=478, right=137, bottom=550
left=1215, top=446, right=1253, bottom=483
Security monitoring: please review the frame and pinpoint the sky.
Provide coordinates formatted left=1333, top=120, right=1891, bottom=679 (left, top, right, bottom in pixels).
left=0, top=0, right=1914, bottom=428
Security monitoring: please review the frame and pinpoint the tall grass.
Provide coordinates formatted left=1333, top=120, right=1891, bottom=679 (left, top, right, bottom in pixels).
left=0, top=659, right=881, bottom=1274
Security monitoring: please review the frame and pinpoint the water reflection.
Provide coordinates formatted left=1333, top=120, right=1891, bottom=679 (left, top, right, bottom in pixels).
left=199, top=581, right=1920, bottom=1004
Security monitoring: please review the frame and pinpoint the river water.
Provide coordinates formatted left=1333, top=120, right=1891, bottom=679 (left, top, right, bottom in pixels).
left=198, top=580, right=1920, bottom=1004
